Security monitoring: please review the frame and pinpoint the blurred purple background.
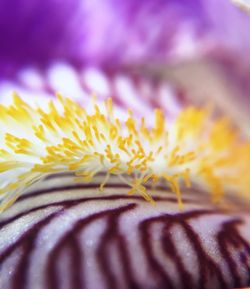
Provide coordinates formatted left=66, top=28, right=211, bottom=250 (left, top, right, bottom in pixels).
left=0, top=0, right=249, bottom=134
left=0, top=0, right=249, bottom=72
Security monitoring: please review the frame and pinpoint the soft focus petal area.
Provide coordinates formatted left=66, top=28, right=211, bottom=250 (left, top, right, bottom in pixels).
left=1, top=0, right=250, bottom=74
left=0, top=0, right=84, bottom=74
left=0, top=174, right=249, bottom=289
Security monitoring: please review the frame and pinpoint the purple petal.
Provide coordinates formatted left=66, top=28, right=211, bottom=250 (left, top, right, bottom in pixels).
left=0, top=0, right=85, bottom=75
left=0, top=174, right=250, bottom=289
left=0, top=63, right=187, bottom=125
left=0, top=0, right=250, bottom=133
left=1, top=0, right=249, bottom=70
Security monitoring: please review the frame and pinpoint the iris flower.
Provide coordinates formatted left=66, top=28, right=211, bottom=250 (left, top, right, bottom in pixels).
left=0, top=1, right=249, bottom=289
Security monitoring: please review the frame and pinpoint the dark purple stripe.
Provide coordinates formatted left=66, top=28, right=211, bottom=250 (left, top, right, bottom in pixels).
left=47, top=204, right=136, bottom=289
left=0, top=188, right=249, bottom=289
left=161, top=222, right=194, bottom=289
left=139, top=212, right=231, bottom=289
left=0, top=194, right=207, bottom=229
left=18, top=182, right=212, bottom=204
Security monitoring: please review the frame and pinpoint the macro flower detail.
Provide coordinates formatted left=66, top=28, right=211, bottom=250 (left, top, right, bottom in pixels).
left=0, top=1, right=250, bottom=289
left=0, top=94, right=249, bottom=213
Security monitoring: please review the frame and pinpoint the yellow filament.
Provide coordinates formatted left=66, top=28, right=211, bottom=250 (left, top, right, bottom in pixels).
left=0, top=93, right=249, bottom=213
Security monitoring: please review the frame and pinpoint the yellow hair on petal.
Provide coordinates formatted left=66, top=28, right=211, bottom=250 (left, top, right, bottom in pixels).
left=0, top=93, right=249, bottom=213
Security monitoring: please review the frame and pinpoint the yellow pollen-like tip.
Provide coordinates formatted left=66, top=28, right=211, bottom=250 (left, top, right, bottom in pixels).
left=0, top=93, right=249, bottom=213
